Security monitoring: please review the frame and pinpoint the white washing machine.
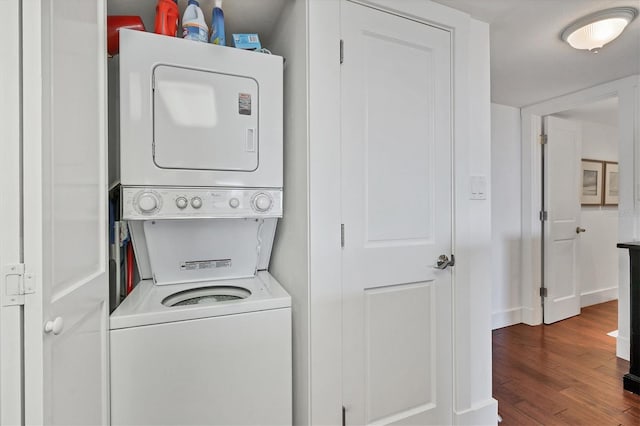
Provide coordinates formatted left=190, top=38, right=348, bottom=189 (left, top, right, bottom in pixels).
left=110, top=189, right=291, bottom=426
left=110, top=272, right=291, bottom=426
left=109, top=31, right=290, bottom=425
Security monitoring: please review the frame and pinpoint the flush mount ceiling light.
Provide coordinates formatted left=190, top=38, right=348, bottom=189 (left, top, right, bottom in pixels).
left=561, top=7, right=638, bottom=52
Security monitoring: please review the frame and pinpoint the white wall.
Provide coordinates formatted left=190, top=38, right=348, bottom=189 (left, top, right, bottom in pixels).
left=578, top=120, right=619, bottom=307
left=460, top=19, right=497, bottom=424
left=491, top=104, right=522, bottom=329
left=269, top=1, right=311, bottom=424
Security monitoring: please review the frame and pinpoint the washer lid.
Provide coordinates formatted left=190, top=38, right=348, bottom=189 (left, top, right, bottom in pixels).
left=143, top=218, right=261, bottom=285
left=162, top=285, right=251, bottom=307
left=109, top=271, right=291, bottom=330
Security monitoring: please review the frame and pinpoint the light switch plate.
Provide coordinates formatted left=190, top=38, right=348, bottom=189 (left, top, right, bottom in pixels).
left=470, top=175, right=487, bottom=200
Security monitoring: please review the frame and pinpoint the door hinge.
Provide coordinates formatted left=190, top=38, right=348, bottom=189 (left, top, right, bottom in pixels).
left=539, top=134, right=548, bottom=145
left=342, top=406, right=346, bottom=426
left=341, top=224, right=345, bottom=247
left=340, top=39, right=344, bottom=64
left=540, top=287, right=548, bottom=298
left=539, top=210, right=548, bottom=221
left=2, top=263, right=35, bottom=307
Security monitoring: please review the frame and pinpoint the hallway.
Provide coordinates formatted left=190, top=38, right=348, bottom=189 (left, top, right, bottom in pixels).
left=493, top=301, right=640, bottom=425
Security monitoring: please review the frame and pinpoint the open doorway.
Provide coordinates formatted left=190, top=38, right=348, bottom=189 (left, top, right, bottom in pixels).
left=520, top=75, right=638, bottom=361
left=542, top=96, right=620, bottom=324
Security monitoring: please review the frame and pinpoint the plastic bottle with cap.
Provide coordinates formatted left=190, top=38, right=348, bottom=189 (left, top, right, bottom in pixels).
left=210, top=0, right=226, bottom=45
left=182, top=0, right=208, bottom=42
left=154, top=0, right=179, bottom=37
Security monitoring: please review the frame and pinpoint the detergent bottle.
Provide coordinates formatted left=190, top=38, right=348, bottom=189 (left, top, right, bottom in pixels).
left=182, top=0, right=208, bottom=42
left=154, top=0, right=179, bottom=37
left=209, top=0, right=226, bottom=45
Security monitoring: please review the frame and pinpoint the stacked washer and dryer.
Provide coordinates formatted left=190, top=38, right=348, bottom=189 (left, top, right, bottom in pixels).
left=109, top=30, right=291, bottom=425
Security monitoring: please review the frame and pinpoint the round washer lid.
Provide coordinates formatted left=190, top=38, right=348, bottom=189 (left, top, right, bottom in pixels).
left=162, top=286, right=251, bottom=307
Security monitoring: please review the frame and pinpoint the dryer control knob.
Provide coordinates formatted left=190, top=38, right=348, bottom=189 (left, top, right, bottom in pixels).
left=229, top=198, right=240, bottom=208
left=252, top=193, right=273, bottom=212
left=191, top=197, right=203, bottom=209
left=137, top=192, right=160, bottom=213
left=176, top=197, right=188, bottom=209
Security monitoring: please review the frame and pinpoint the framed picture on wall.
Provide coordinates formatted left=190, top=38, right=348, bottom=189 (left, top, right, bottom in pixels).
left=580, top=159, right=603, bottom=205
left=603, top=161, right=619, bottom=206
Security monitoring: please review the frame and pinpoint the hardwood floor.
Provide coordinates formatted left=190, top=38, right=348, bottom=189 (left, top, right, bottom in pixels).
left=493, top=301, right=640, bottom=425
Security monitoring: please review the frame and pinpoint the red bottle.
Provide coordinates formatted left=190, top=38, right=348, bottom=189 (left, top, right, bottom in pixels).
left=154, top=0, right=179, bottom=37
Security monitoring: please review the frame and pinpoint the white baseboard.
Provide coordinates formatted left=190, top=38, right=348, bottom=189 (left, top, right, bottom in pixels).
left=520, top=306, right=540, bottom=326
left=454, top=398, right=499, bottom=426
left=617, top=334, right=630, bottom=361
left=580, top=287, right=618, bottom=308
left=492, top=307, right=522, bottom=330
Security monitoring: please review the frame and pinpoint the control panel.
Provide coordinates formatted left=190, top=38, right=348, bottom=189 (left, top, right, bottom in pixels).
left=122, top=186, right=283, bottom=220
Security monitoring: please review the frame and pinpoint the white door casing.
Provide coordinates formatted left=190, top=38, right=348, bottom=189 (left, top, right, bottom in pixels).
left=0, top=0, right=24, bottom=424
left=341, top=1, right=453, bottom=424
left=22, top=0, right=109, bottom=424
left=543, top=116, right=582, bottom=324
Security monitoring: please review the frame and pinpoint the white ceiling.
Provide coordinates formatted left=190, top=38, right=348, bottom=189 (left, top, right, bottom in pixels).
left=553, top=96, right=619, bottom=126
left=431, top=0, right=640, bottom=107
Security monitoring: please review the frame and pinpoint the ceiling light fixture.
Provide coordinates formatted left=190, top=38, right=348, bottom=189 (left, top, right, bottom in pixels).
left=561, top=7, right=637, bottom=52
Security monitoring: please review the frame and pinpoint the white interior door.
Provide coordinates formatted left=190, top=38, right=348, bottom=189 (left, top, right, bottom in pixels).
left=22, top=0, right=109, bottom=424
left=543, top=115, right=582, bottom=324
left=341, top=1, right=452, bottom=424
left=0, top=0, right=24, bottom=424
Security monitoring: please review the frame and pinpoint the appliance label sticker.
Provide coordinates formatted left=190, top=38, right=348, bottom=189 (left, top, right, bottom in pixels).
left=181, top=259, right=232, bottom=271
left=239, top=93, right=252, bottom=115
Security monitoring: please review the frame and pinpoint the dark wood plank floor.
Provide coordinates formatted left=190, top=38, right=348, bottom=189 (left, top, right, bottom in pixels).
left=493, top=301, right=640, bottom=425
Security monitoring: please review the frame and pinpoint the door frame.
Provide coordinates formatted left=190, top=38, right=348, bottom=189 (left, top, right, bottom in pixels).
left=307, top=0, right=496, bottom=424
left=0, top=0, right=24, bottom=424
left=520, top=75, right=640, bottom=360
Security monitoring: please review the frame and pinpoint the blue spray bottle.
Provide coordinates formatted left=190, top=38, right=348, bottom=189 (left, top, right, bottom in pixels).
left=210, top=0, right=225, bottom=45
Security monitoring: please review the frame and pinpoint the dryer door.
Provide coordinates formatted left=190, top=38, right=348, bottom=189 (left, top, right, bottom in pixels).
left=152, top=65, right=259, bottom=171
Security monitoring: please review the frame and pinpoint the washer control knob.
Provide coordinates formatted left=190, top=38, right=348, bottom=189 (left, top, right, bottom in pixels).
left=137, top=192, right=160, bottom=213
left=229, top=197, right=240, bottom=209
left=176, top=196, right=188, bottom=209
left=252, top=193, right=273, bottom=212
left=191, top=197, right=203, bottom=209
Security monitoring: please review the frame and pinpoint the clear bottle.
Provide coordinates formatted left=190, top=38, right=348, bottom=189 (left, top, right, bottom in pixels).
left=210, top=0, right=225, bottom=45
left=182, top=0, right=208, bottom=42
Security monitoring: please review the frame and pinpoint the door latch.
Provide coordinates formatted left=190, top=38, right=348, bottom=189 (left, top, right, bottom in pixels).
left=434, top=254, right=455, bottom=269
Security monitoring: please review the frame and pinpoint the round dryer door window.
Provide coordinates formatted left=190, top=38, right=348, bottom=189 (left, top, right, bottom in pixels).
left=162, top=286, right=251, bottom=307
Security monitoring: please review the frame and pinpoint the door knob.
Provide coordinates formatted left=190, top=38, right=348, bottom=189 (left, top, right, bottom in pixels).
left=44, top=317, right=64, bottom=335
left=434, top=254, right=455, bottom=269
left=576, top=227, right=586, bottom=234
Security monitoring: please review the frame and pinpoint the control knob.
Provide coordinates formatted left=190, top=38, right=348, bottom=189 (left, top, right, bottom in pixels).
left=191, top=196, right=203, bottom=209
left=252, top=193, right=273, bottom=212
left=137, top=192, right=160, bottom=214
left=176, top=196, right=188, bottom=209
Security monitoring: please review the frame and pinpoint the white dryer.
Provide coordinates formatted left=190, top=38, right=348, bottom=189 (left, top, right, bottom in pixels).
left=118, top=29, right=283, bottom=189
